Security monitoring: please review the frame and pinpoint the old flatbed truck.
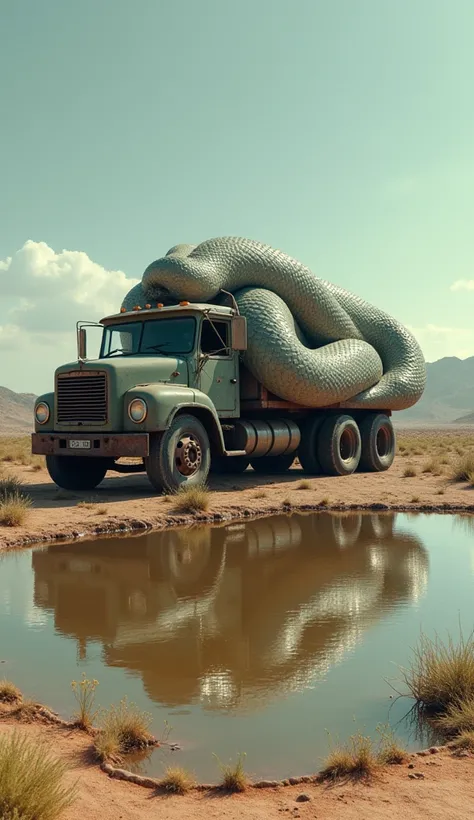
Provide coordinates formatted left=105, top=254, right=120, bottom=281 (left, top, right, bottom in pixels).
left=32, top=300, right=396, bottom=492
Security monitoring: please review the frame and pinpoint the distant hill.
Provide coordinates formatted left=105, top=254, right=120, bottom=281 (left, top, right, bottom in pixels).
left=399, top=356, right=474, bottom=424
left=0, top=387, right=36, bottom=436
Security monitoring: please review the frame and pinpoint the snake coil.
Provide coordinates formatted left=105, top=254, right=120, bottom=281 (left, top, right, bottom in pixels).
left=122, top=237, right=425, bottom=410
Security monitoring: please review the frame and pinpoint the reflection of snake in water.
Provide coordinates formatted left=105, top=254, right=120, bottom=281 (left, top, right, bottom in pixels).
left=123, top=237, right=426, bottom=410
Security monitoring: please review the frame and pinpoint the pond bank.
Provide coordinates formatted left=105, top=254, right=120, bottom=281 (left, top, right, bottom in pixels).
left=0, top=714, right=473, bottom=820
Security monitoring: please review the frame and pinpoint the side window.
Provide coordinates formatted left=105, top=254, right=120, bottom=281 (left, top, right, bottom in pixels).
left=200, top=320, right=230, bottom=356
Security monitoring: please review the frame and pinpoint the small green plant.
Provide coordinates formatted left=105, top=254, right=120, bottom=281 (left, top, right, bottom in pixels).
left=0, top=493, right=32, bottom=526
left=0, top=681, right=22, bottom=704
left=172, top=484, right=210, bottom=514
left=160, top=766, right=196, bottom=794
left=215, top=752, right=247, bottom=792
left=403, top=466, right=417, bottom=478
left=0, top=730, right=75, bottom=820
left=296, top=480, right=311, bottom=490
left=71, top=674, right=99, bottom=729
left=451, top=454, right=474, bottom=482
left=401, top=628, right=474, bottom=713
left=435, top=696, right=474, bottom=735
left=320, top=733, right=376, bottom=781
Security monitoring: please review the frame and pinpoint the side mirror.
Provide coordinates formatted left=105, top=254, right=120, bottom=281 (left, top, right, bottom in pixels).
left=77, top=327, right=87, bottom=360
left=231, top=316, right=247, bottom=351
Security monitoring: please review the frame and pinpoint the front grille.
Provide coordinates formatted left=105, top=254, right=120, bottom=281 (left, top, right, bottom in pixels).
left=56, top=372, right=108, bottom=424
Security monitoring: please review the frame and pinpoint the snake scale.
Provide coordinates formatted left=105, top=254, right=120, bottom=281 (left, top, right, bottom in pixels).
left=122, top=237, right=426, bottom=410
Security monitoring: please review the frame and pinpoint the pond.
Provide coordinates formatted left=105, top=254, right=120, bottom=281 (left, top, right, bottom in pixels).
left=1, top=512, right=473, bottom=781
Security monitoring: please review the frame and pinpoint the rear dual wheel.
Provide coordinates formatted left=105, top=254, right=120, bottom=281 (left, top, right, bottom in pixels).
left=299, top=412, right=395, bottom=476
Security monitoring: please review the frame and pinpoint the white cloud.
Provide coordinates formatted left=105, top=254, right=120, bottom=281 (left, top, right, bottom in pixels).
left=407, top=324, right=474, bottom=363
left=450, top=279, right=474, bottom=292
left=0, top=241, right=139, bottom=393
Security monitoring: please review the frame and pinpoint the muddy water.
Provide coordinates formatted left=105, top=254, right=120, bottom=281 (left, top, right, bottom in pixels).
left=1, top=512, right=473, bottom=781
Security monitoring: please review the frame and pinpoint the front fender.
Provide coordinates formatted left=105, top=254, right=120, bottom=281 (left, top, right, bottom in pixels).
left=123, top=384, right=196, bottom=432
left=34, top=392, right=55, bottom=432
left=123, top=385, right=226, bottom=453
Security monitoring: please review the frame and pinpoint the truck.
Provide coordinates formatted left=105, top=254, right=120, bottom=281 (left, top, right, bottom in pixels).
left=32, top=299, right=396, bottom=492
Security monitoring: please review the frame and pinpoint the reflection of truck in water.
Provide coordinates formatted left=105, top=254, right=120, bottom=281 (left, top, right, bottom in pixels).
left=32, top=514, right=428, bottom=710
left=31, top=301, right=397, bottom=494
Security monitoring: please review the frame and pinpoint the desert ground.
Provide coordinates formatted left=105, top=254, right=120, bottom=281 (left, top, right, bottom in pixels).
left=1, top=427, right=474, bottom=551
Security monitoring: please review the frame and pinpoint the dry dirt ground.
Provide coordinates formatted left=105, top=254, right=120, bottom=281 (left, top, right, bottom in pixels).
left=2, top=427, right=474, bottom=551
left=0, top=720, right=473, bottom=820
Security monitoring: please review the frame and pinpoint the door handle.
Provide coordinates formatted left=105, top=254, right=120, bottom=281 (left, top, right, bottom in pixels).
left=230, top=378, right=237, bottom=384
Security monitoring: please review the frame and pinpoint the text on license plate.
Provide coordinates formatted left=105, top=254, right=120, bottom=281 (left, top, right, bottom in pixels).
left=68, top=440, right=91, bottom=449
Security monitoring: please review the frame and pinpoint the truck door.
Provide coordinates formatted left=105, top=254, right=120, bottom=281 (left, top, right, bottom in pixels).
left=199, top=318, right=239, bottom=415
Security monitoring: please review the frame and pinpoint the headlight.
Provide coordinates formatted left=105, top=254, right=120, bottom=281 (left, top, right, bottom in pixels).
left=128, top=398, right=147, bottom=423
left=35, top=402, right=50, bottom=424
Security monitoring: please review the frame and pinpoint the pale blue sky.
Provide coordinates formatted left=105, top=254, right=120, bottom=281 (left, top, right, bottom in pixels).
left=1, top=0, right=474, bottom=393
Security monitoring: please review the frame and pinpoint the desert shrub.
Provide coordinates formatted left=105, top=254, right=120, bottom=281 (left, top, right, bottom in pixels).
left=172, top=484, right=210, bottom=514
left=402, top=629, right=474, bottom=713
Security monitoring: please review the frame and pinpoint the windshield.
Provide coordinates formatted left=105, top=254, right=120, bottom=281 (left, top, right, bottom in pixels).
left=100, top=317, right=196, bottom=358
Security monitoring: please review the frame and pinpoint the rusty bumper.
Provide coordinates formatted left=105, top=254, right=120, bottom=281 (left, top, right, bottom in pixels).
left=32, top=432, right=150, bottom=458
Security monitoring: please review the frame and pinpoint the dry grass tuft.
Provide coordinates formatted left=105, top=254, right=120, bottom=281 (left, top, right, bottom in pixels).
left=160, top=766, right=196, bottom=794
left=12, top=700, right=41, bottom=722
left=451, top=454, right=474, bottom=483
left=0, top=730, right=75, bottom=820
left=253, top=490, right=267, bottom=499
left=172, top=484, right=210, bottom=514
left=94, top=698, right=152, bottom=761
left=282, top=497, right=292, bottom=507
left=215, top=753, right=248, bottom=792
left=402, top=629, right=474, bottom=714
left=93, top=729, right=122, bottom=764
left=403, top=466, right=417, bottom=478
left=296, top=479, right=311, bottom=490
left=422, top=458, right=442, bottom=475
left=376, top=727, right=408, bottom=765
left=435, top=696, right=474, bottom=735
left=0, top=681, right=22, bottom=705
left=319, top=497, right=329, bottom=506
left=320, top=733, right=376, bottom=781
left=450, top=729, right=474, bottom=751
left=410, top=496, right=420, bottom=503
left=0, top=492, right=32, bottom=526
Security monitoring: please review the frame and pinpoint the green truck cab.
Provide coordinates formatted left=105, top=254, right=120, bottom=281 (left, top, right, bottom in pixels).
left=32, top=301, right=396, bottom=492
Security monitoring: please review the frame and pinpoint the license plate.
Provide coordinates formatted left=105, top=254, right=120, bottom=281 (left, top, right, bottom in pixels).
left=68, top=439, right=91, bottom=449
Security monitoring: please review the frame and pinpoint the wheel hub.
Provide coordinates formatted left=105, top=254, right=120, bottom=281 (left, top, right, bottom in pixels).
left=175, top=434, right=202, bottom=476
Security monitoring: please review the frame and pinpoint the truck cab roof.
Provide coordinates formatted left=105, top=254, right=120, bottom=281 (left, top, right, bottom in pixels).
left=100, top=302, right=235, bottom=325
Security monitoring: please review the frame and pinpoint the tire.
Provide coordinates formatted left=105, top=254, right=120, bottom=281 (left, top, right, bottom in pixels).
left=45, top=455, right=108, bottom=491
left=317, top=414, right=361, bottom=476
left=145, top=414, right=211, bottom=493
left=358, top=413, right=395, bottom=472
left=298, top=416, right=324, bottom=475
left=250, top=453, right=296, bottom=474
left=211, top=455, right=250, bottom=474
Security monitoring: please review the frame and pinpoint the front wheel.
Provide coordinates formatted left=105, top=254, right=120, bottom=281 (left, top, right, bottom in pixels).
left=46, top=455, right=108, bottom=491
left=145, top=414, right=211, bottom=493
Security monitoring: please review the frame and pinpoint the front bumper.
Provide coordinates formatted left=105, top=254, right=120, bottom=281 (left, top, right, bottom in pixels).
left=32, top=432, right=150, bottom=458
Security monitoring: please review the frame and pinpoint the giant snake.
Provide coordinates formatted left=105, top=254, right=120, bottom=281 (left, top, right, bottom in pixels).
left=122, top=237, right=425, bottom=411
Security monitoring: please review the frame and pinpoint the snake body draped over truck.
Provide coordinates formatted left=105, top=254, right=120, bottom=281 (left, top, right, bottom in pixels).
left=32, top=237, right=426, bottom=493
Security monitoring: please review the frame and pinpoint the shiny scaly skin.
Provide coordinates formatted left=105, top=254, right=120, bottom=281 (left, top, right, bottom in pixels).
left=123, top=237, right=426, bottom=411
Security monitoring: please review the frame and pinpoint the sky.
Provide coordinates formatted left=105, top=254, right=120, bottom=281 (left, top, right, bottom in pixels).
left=2, top=0, right=474, bottom=394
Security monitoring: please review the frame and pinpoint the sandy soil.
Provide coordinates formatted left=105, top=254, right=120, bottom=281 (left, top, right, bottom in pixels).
left=1, top=428, right=474, bottom=551
left=0, top=719, right=473, bottom=820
